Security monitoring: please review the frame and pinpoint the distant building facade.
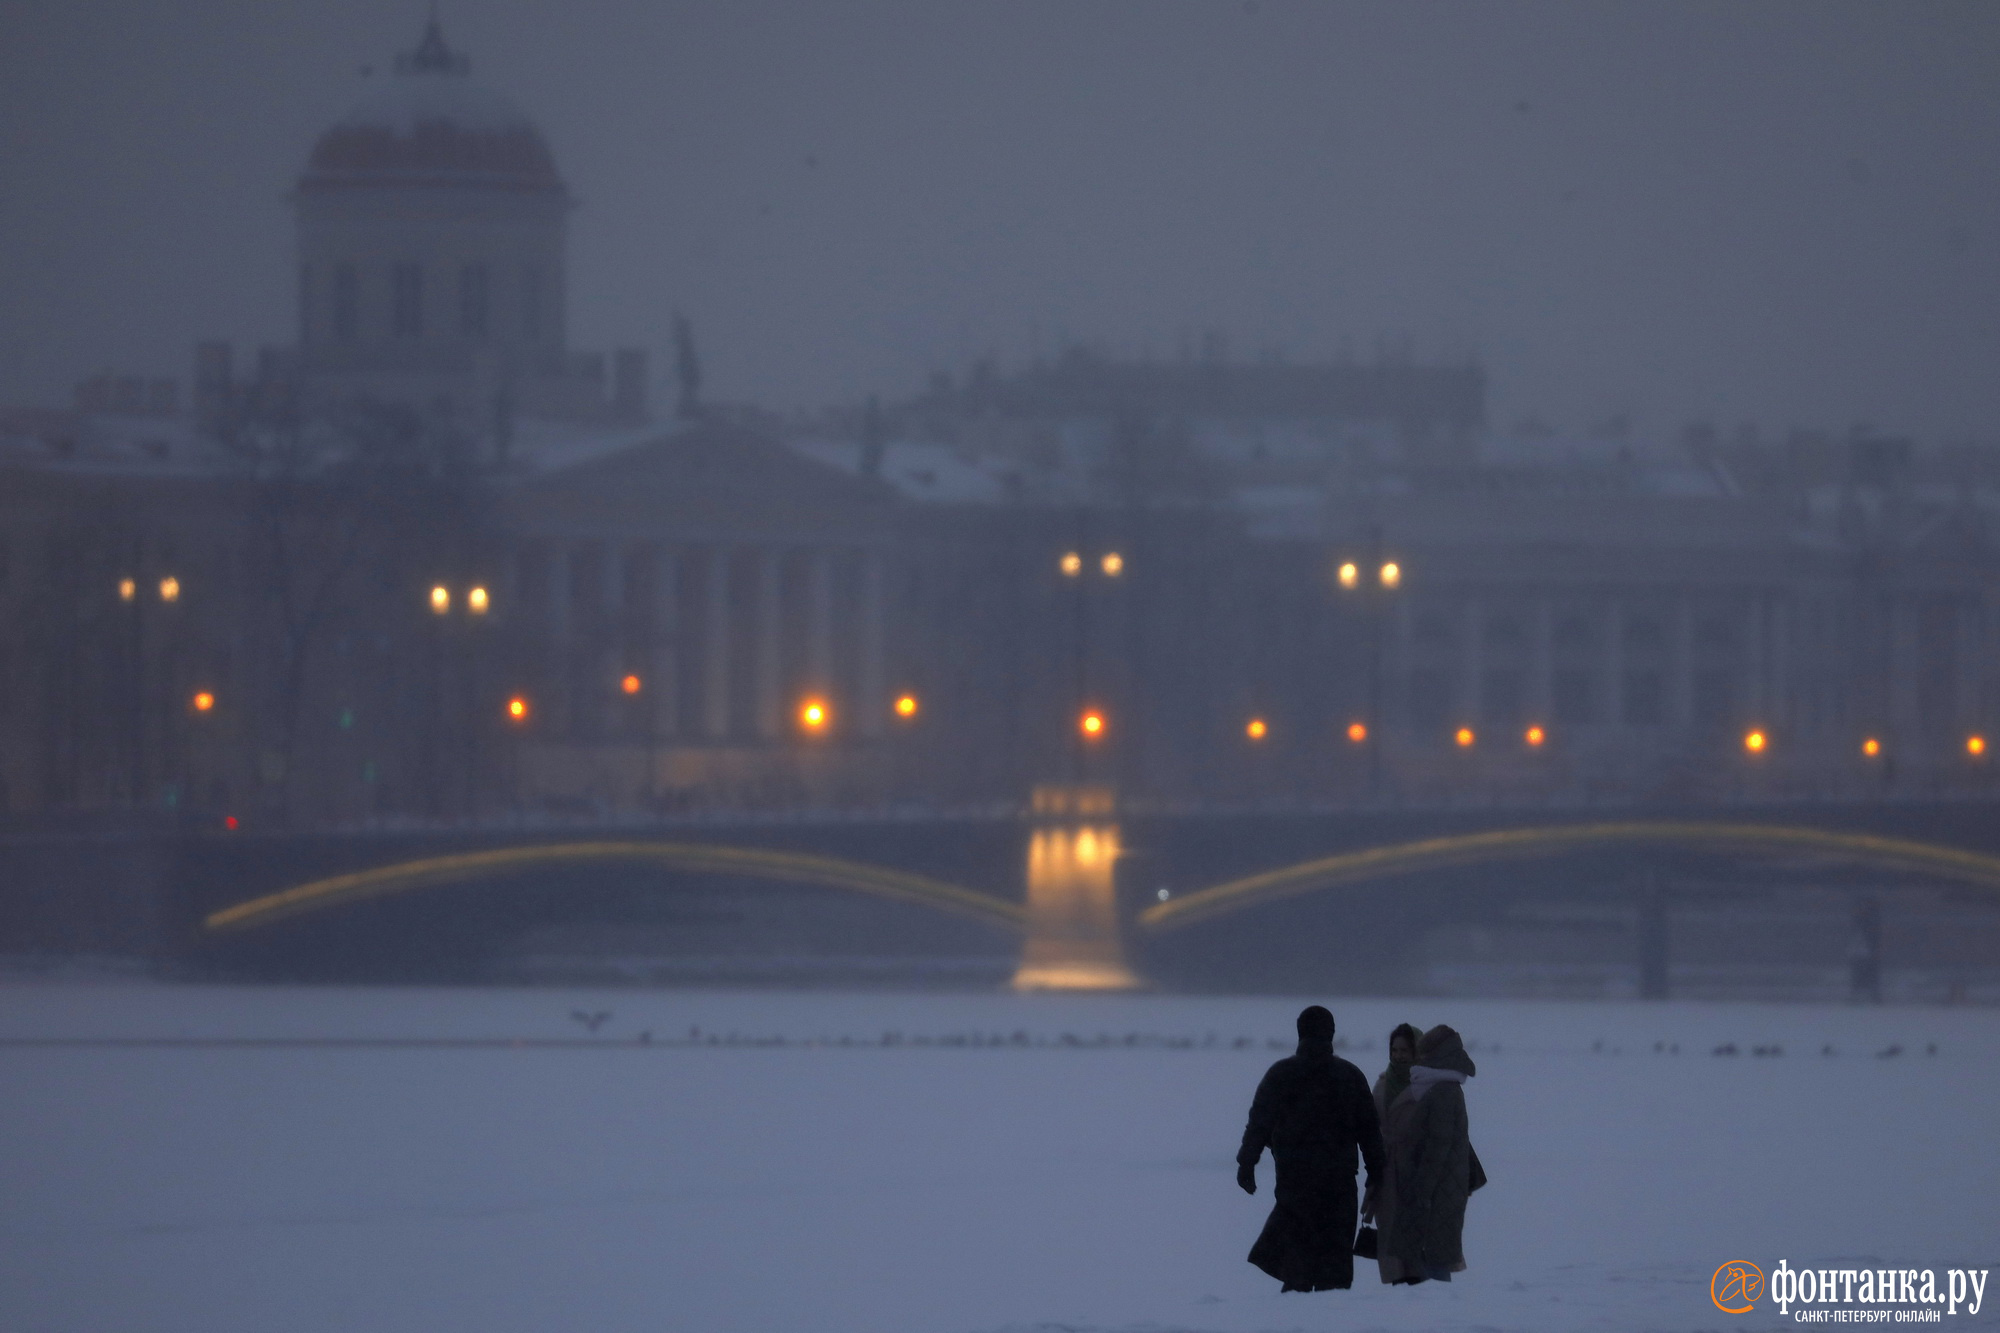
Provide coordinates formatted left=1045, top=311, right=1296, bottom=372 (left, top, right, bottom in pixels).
left=288, top=20, right=641, bottom=436
left=0, top=23, right=1995, bottom=827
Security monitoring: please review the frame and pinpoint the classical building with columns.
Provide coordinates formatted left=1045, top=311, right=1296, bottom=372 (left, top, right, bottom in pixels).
left=493, top=426, right=896, bottom=810
left=810, top=359, right=2000, bottom=808
left=0, top=20, right=901, bottom=822
left=1, top=20, right=1995, bottom=825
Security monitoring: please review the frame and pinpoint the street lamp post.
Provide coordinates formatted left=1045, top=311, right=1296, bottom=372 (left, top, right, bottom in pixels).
left=424, top=581, right=493, bottom=817
left=116, top=565, right=185, bottom=807
left=1336, top=531, right=1401, bottom=801
left=1059, top=539, right=1124, bottom=786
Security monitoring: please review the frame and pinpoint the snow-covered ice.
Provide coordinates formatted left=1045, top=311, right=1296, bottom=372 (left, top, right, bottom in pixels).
left=1, top=984, right=1995, bottom=1332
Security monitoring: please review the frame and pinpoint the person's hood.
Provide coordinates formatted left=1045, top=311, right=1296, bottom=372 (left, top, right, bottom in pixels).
left=1413, top=1024, right=1476, bottom=1077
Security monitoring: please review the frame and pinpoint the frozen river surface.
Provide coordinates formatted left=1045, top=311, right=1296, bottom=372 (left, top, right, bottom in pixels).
left=1, top=984, right=1995, bottom=1332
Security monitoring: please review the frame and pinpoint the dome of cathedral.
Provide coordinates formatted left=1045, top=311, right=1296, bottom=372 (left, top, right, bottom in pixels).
left=298, top=21, right=564, bottom=194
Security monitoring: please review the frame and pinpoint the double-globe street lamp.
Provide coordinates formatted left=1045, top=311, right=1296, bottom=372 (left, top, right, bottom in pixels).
left=1334, top=543, right=1402, bottom=799
left=1060, top=546, right=1124, bottom=777
left=424, top=580, right=494, bottom=815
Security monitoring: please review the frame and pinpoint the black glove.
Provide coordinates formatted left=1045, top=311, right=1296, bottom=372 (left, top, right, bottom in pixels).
left=1236, top=1162, right=1257, bottom=1195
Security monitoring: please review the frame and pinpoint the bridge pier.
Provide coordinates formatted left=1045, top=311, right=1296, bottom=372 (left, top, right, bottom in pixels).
left=1012, top=787, right=1140, bottom=990
left=1637, top=873, right=1670, bottom=1000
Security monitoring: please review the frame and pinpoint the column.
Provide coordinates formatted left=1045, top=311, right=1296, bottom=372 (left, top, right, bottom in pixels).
left=548, top=544, right=571, bottom=734
left=1768, top=594, right=1792, bottom=732
left=858, top=550, right=887, bottom=739
left=1954, top=598, right=1979, bottom=734
left=1603, top=597, right=1624, bottom=730
left=1670, top=593, right=1694, bottom=731
left=807, top=549, right=835, bottom=689
left=602, top=542, right=625, bottom=725
left=1745, top=596, right=1767, bottom=724
left=547, top=544, right=570, bottom=645
left=1528, top=594, right=1553, bottom=725
left=704, top=546, right=731, bottom=740
left=652, top=546, right=678, bottom=739
left=756, top=548, right=783, bottom=739
left=1888, top=594, right=1918, bottom=738
left=1388, top=596, right=1412, bottom=731
left=1461, top=597, right=1483, bottom=726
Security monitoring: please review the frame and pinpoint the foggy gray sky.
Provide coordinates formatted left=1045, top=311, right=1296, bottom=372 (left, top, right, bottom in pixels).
left=4, top=0, right=1999, bottom=442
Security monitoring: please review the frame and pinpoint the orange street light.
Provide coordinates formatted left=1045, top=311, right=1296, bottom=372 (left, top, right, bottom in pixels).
left=1100, top=551, right=1124, bottom=577
left=1524, top=724, right=1546, bottom=747
left=1455, top=726, right=1476, bottom=748
left=1337, top=561, right=1360, bottom=589
left=1379, top=561, right=1402, bottom=589
left=1347, top=721, right=1369, bottom=744
left=1080, top=709, right=1106, bottom=738
left=191, top=690, right=215, bottom=713
left=800, top=698, right=830, bottom=732
left=620, top=673, right=642, bottom=695
left=429, top=584, right=450, bottom=614
left=506, top=695, right=530, bottom=723
left=1970, top=734, right=1989, bottom=758
left=467, top=586, right=490, bottom=615
left=894, top=693, right=920, bottom=719
left=117, top=577, right=137, bottom=602
left=1059, top=551, right=1083, bottom=577
left=158, top=575, right=180, bottom=603
left=1862, top=737, right=1882, bottom=758
left=1744, top=729, right=1768, bottom=754
left=1246, top=717, right=1268, bottom=741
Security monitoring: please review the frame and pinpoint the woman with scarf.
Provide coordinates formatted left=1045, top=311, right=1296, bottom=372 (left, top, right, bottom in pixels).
left=1371, top=1024, right=1477, bottom=1286
left=1372, top=1022, right=1423, bottom=1122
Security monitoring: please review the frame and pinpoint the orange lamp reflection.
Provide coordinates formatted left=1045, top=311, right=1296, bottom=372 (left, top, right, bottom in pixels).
left=1100, top=552, right=1124, bottom=576
left=1080, top=710, right=1106, bottom=738
left=429, top=585, right=450, bottom=614
left=1524, top=725, right=1545, bottom=747
left=191, top=690, right=215, bottom=713
left=1744, top=729, right=1768, bottom=754
left=895, top=693, right=919, bottom=719
left=620, top=674, right=642, bottom=695
left=1347, top=721, right=1368, bottom=744
left=1971, top=735, right=1989, bottom=758
left=800, top=699, right=830, bottom=731
left=1013, top=822, right=1139, bottom=991
left=1246, top=717, right=1268, bottom=741
left=1059, top=551, right=1082, bottom=576
left=1862, top=737, right=1882, bottom=758
left=506, top=696, right=530, bottom=722
left=1337, top=561, right=1359, bottom=589
left=1455, top=726, right=1476, bottom=748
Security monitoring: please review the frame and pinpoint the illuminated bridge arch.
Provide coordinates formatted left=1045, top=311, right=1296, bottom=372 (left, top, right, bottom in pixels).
left=1138, top=821, right=2000, bottom=933
left=205, top=841, right=1026, bottom=935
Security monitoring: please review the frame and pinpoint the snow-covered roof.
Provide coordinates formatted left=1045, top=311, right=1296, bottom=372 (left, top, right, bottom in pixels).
left=789, top=439, right=1022, bottom=504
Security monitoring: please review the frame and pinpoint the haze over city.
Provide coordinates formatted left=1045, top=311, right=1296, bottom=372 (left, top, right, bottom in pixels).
left=2, top=6, right=1998, bottom=1332
left=5, top=0, right=2000, bottom=439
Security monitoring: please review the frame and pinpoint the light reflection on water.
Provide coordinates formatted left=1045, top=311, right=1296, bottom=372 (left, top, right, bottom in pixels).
left=1013, top=823, right=1140, bottom=991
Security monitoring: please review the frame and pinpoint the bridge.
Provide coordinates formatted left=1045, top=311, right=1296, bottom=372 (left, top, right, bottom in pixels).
left=8, top=797, right=2000, bottom=993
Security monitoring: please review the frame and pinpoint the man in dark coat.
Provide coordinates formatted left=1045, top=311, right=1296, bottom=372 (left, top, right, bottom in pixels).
left=1235, top=1005, right=1384, bottom=1292
left=1372, top=1023, right=1476, bottom=1285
